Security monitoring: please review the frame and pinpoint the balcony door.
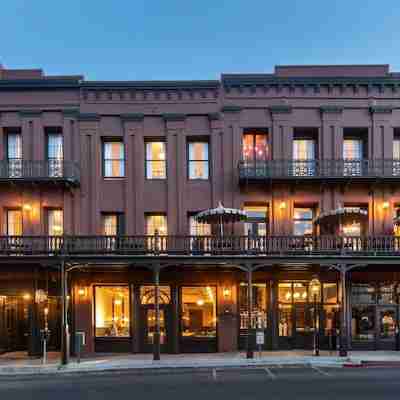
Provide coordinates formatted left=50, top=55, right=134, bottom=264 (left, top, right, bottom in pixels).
left=7, top=132, right=22, bottom=178
left=47, top=132, right=63, bottom=177
left=343, top=137, right=364, bottom=176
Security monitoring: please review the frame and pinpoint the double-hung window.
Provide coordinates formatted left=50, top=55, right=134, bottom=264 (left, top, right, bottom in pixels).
left=47, top=209, right=63, bottom=236
left=293, top=207, right=314, bottom=236
left=7, top=132, right=22, bottom=178
left=5, top=209, right=22, bottom=236
left=343, top=138, right=363, bottom=176
left=188, top=142, right=209, bottom=180
left=293, top=139, right=316, bottom=176
left=103, top=140, right=125, bottom=178
left=146, top=142, right=166, bottom=179
left=47, top=132, right=63, bottom=177
left=102, top=213, right=124, bottom=250
left=394, top=137, right=400, bottom=176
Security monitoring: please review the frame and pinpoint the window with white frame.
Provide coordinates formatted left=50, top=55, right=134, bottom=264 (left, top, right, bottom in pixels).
left=188, top=142, right=209, bottom=180
left=103, top=140, right=125, bottom=178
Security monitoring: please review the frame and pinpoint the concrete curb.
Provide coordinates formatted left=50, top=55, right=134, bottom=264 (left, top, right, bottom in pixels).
left=0, top=357, right=351, bottom=377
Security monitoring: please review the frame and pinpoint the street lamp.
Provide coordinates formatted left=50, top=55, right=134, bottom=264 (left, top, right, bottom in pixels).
left=310, top=277, right=321, bottom=356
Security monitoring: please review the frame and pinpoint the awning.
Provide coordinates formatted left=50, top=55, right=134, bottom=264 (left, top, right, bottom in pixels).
left=314, top=207, right=368, bottom=225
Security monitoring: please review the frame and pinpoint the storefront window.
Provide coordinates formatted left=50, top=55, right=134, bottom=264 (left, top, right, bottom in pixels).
left=378, top=284, right=396, bottom=304
left=278, top=304, right=293, bottom=337
left=293, top=282, right=308, bottom=302
left=239, top=283, right=267, bottom=329
left=351, top=284, right=376, bottom=304
left=140, top=286, right=171, bottom=304
left=323, top=283, right=338, bottom=304
left=95, top=286, right=130, bottom=337
left=380, top=309, right=396, bottom=339
left=278, top=283, right=292, bottom=303
left=324, top=305, right=339, bottom=335
left=181, top=286, right=216, bottom=338
left=351, top=305, right=375, bottom=341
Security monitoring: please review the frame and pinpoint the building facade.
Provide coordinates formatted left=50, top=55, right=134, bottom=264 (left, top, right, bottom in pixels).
left=1, top=64, right=400, bottom=357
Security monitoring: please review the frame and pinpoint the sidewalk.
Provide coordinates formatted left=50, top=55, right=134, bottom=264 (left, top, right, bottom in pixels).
left=1, top=350, right=400, bottom=376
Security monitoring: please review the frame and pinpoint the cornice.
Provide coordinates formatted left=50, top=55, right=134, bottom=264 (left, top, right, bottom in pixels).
left=62, top=109, right=80, bottom=118
left=19, top=110, right=42, bottom=118
left=369, top=105, right=393, bottom=114
left=78, top=113, right=100, bottom=122
left=82, top=80, right=219, bottom=90
left=121, top=113, right=144, bottom=122
left=269, top=105, right=292, bottom=114
left=221, top=105, right=242, bottom=113
left=162, top=113, right=186, bottom=122
left=320, top=105, right=344, bottom=113
left=0, top=79, right=81, bottom=90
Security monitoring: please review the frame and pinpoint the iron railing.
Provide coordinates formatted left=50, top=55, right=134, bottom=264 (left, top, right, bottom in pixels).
left=239, top=159, right=400, bottom=181
left=1, top=235, right=400, bottom=256
left=0, top=160, right=80, bottom=184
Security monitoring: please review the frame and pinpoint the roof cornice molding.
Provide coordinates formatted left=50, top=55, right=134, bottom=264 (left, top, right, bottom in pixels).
left=0, top=79, right=81, bottom=90
left=82, top=80, right=220, bottom=90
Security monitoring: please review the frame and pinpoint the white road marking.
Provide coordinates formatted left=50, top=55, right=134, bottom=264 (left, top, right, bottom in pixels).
left=312, top=366, right=331, bottom=377
left=265, top=367, right=277, bottom=379
left=212, top=368, right=217, bottom=381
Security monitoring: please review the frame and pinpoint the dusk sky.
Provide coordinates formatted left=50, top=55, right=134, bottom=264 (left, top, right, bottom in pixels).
left=1, top=0, right=399, bottom=80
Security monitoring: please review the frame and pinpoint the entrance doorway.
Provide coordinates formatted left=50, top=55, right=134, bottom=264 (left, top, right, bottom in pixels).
left=139, top=286, right=172, bottom=353
left=278, top=281, right=339, bottom=350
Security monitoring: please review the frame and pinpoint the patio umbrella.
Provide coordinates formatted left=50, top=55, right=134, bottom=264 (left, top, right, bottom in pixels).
left=314, top=207, right=368, bottom=234
left=195, top=201, right=247, bottom=236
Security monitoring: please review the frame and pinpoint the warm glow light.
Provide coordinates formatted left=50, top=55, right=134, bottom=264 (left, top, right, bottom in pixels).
left=279, top=201, right=286, bottom=210
left=223, top=288, right=231, bottom=298
left=114, top=299, right=122, bottom=305
left=196, top=299, right=205, bottom=306
left=382, top=201, right=390, bottom=210
left=23, top=204, right=32, bottom=212
left=44, top=307, right=49, bottom=316
left=285, top=292, right=291, bottom=300
left=293, top=292, right=300, bottom=299
left=23, top=293, right=31, bottom=301
left=78, top=288, right=86, bottom=296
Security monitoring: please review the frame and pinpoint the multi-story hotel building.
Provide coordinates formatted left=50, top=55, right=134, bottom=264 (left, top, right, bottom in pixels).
left=1, top=64, right=400, bottom=360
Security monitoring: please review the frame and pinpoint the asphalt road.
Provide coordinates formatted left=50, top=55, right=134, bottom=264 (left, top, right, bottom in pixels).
left=0, top=366, right=399, bottom=400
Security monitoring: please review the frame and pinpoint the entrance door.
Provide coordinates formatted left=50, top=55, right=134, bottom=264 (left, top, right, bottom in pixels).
left=140, top=305, right=172, bottom=353
left=377, top=306, right=397, bottom=350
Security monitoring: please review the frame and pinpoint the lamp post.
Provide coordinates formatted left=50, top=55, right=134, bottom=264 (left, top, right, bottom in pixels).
left=310, top=277, right=321, bottom=357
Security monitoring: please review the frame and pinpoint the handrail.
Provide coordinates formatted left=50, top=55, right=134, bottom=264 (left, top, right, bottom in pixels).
left=0, top=160, right=80, bottom=182
left=238, top=159, right=400, bottom=179
left=0, top=235, right=399, bottom=256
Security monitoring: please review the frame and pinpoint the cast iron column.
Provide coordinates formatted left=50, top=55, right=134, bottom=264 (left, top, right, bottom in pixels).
left=61, top=261, right=70, bottom=365
left=246, top=267, right=254, bottom=359
left=153, top=266, right=161, bottom=361
left=339, top=266, right=348, bottom=357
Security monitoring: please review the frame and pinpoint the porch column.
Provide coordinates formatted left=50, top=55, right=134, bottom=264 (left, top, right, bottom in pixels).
left=339, top=265, right=348, bottom=357
left=171, top=285, right=179, bottom=354
left=61, top=261, right=70, bottom=365
left=153, top=266, right=161, bottom=361
left=246, top=267, right=254, bottom=359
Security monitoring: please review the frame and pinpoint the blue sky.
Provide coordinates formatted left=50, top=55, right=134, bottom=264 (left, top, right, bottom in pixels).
left=1, top=0, right=400, bottom=80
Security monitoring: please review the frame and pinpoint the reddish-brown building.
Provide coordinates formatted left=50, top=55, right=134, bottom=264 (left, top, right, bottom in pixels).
left=1, top=64, right=400, bottom=359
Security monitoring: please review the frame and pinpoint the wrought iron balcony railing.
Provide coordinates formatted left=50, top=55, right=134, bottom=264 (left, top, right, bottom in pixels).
left=0, top=160, right=80, bottom=184
left=238, top=159, right=400, bottom=181
left=1, top=235, right=400, bottom=256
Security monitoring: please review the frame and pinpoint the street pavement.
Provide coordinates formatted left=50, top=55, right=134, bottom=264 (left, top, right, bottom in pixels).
left=0, top=366, right=399, bottom=399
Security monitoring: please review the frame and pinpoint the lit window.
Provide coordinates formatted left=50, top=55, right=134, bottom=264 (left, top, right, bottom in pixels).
left=244, top=205, right=268, bottom=236
left=293, top=139, right=315, bottom=161
left=47, top=132, right=63, bottom=177
left=146, top=214, right=167, bottom=235
left=7, top=132, right=22, bottom=178
left=181, top=286, right=216, bottom=338
left=140, top=286, right=171, bottom=304
left=146, top=142, right=166, bottom=179
left=343, top=139, right=363, bottom=160
left=393, top=138, right=400, bottom=176
left=239, top=283, right=267, bottom=330
left=189, top=216, right=211, bottom=236
left=242, top=132, right=268, bottom=162
left=48, top=209, right=63, bottom=236
left=188, top=142, right=209, bottom=179
left=95, top=286, right=130, bottom=337
left=103, top=141, right=125, bottom=178
left=5, top=210, right=22, bottom=236
left=102, top=214, right=118, bottom=236
left=293, top=207, right=313, bottom=236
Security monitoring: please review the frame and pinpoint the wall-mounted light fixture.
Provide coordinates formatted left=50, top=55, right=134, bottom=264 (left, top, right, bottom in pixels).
left=382, top=201, right=390, bottom=210
left=23, top=204, right=32, bottom=212
left=223, top=287, right=231, bottom=298
left=279, top=201, right=286, bottom=210
left=78, top=287, right=87, bottom=297
left=22, top=293, right=31, bottom=301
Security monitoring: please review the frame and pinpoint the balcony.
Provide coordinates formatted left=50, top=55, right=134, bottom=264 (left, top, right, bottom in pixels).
left=0, top=160, right=80, bottom=186
left=0, top=235, right=400, bottom=258
left=238, top=159, right=400, bottom=183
